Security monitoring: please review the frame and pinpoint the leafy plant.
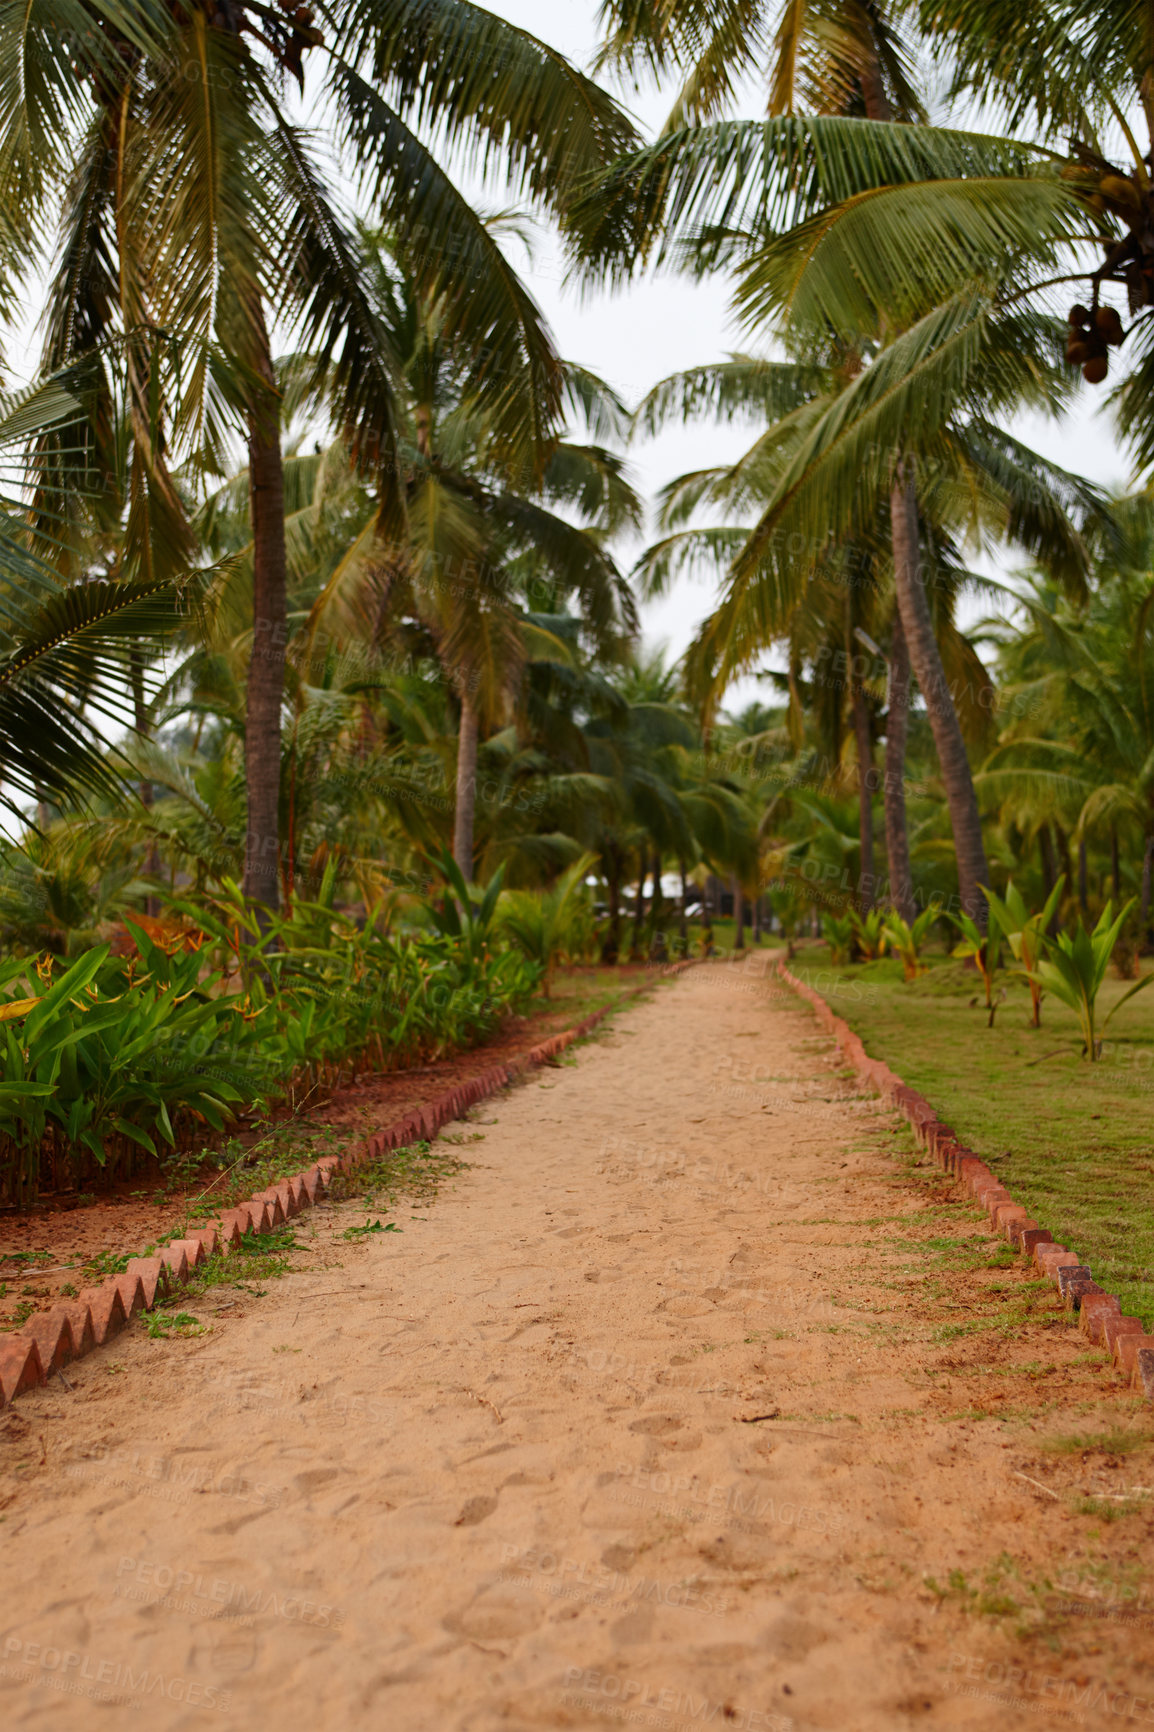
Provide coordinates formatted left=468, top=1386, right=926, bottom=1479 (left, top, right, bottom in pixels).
left=495, top=853, right=596, bottom=994
left=0, top=870, right=539, bottom=1202
left=822, top=913, right=856, bottom=965
left=951, top=907, right=1003, bottom=1027
left=1031, top=900, right=1154, bottom=1061
left=851, top=908, right=888, bottom=961
left=882, top=907, right=938, bottom=981
left=426, top=848, right=507, bottom=969
left=984, top=878, right=1065, bottom=1028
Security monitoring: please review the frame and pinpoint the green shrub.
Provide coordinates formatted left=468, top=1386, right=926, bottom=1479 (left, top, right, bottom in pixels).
left=0, top=869, right=541, bottom=1204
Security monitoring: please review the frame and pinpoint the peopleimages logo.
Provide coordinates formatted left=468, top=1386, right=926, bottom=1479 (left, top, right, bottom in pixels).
left=610, top=1464, right=846, bottom=1533
left=498, top=1545, right=729, bottom=1616
left=561, top=1668, right=793, bottom=1732
left=114, top=1557, right=345, bottom=1627
left=1, top=1639, right=230, bottom=1712
left=946, top=1651, right=1154, bottom=1721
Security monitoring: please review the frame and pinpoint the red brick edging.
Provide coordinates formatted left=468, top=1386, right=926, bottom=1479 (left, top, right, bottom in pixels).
left=0, top=964, right=695, bottom=1410
left=776, top=960, right=1154, bottom=1402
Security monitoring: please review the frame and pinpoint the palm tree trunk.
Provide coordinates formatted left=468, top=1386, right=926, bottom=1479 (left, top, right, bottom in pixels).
left=629, top=853, right=648, bottom=959
left=733, top=877, right=745, bottom=950
left=1039, top=823, right=1057, bottom=899
left=859, top=48, right=893, bottom=123
left=243, top=332, right=287, bottom=916
left=883, top=610, right=916, bottom=922
left=1055, top=820, right=1073, bottom=886
left=602, top=844, right=622, bottom=964
left=648, top=849, right=663, bottom=957
left=453, top=689, right=479, bottom=881
left=129, top=647, right=160, bottom=918
left=696, top=872, right=713, bottom=956
left=851, top=679, right=875, bottom=911
left=890, top=472, right=989, bottom=926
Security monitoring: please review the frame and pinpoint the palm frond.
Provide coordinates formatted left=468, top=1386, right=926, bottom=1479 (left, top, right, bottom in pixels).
left=633, top=355, right=827, bottom=438
left=337, top=0, right=640, bottom=213
left=327, top=65, right=564, bottom=466
left=566, top=114, right=1058, bottom=285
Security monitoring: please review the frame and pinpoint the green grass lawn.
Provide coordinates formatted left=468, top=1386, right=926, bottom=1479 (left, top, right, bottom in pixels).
left=786, top=944, right=1154, bottom=1329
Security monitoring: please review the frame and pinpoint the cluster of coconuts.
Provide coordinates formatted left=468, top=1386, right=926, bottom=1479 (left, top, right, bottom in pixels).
left=1066, top=303, right=1124, bottom=384
left=273, top=0, right=324, bottom=41
left=205, top=2, right=323, bottom=48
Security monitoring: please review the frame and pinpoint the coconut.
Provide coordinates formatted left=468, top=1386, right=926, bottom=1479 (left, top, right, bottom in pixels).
left=1069, top=304, right=1091, bottom=326
left=1100, top=173, right=1142, bottom=212
left=1095, top=306, right=1125, bottom=346
left=1082, top=354, right=1109, bottom=384
left=1066, top=337, right=1093, bottom=364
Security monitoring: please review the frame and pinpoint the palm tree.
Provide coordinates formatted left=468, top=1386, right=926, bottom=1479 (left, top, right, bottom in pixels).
left=3, top=1, right=638, bottom=912
left=630, top=345, right=1097, bottom=922
left=0, top=372, right=196, bottom=822
left=983, top=523, right=1154, bottom=941
left=596, top=0, right=924, bottom=128
left=295, top=239, right=641, bottom=881
left=578, top=2, right=1116, bottom=920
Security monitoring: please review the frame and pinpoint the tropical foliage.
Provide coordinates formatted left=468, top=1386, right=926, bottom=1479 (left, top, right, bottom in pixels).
left=0, top=878, right=539, bottom=1206
left=3, top=1, right=1154, bottom=1200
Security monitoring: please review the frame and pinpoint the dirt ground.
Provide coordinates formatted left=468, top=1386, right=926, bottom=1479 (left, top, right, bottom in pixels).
left=0, top=957, right=1152, bottom=1731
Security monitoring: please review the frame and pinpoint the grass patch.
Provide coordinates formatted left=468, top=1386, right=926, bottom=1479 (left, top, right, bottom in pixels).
left=176, top=1121, right=358, bottom=1222
left=924, top=1553, right=1060, bottom=1640
left=144, top=1311, right=206, bottom=1340
left=792, top=945, right=1154, bottom=1328
left=1070, top=1493, right=1151, bottom=1521
left=159, top=1226, right=301, bottom=1309
left=328, top=1138, right=469, bottom=1212
left=1041, top=1426, right=1152, bottom=1456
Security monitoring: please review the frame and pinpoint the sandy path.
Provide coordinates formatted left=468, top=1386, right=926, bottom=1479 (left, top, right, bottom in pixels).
left=1, top=959, right=1151, bottom=1731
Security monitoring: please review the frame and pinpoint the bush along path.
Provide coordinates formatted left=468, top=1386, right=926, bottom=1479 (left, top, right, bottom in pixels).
left=776, top=960, right=1154, bottom=1402
left=0, top=965, right=692, bottom=1409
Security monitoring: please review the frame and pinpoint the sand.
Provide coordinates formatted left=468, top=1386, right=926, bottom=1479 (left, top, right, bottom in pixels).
left=0, top=956, right=1151, bottom=1731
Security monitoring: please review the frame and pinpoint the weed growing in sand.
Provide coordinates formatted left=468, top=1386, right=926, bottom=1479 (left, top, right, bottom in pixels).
left=80, top=1248, right=136, bottom=1281
left=342, top=1218, right=401, bottom=1239
left=144, top=1311, right=206, bottom=1339
left=182, top=1121, right=358, bottom=1222
left=925, top=1552, right=1056, bottom=1638
left=157, top=1227, right=301, bottom=1312
left=1055, top=1551, right=1151, bottom=1612
left=330, top=1139, right=469, bottom=1213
